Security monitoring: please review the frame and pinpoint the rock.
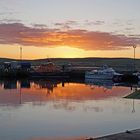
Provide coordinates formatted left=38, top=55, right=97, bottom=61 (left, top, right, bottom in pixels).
left=126, top=130, right=132, bottom=134
left=85, top=137, right=94, bottom=140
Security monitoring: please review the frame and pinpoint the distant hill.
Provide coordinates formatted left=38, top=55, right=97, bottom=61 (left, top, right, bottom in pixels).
left=0, top=57, right=140, bottom=71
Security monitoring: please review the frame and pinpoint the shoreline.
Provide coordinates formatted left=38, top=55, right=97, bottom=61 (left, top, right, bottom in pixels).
left=92, top=129, right=140, bottom=140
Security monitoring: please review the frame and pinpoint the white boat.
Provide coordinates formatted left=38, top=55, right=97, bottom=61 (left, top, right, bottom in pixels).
left=85, top=65, right=121, bottom=80
left=133, top=72, right=140, bottom=80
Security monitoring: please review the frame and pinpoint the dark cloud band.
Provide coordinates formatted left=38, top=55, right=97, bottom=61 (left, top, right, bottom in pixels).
left=0, top=23, right=139, bottom=50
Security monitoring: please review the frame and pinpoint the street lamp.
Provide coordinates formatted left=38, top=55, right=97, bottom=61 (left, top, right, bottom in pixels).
left=20, top=46, right=22, bottom=61
left=133, top=45, right=136, bottom=72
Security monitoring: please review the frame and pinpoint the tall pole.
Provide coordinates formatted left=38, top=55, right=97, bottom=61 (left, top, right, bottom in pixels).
left=20, top=46, right=22, bottom=61
left=133, top=45, right=136, bottom=72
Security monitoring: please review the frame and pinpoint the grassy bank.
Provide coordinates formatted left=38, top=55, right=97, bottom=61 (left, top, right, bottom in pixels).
left=125, top=90, right=140, bottom=99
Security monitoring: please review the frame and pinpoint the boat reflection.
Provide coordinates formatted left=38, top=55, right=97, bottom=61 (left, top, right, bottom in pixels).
left=3, top=80, right=17, bottom=89
left=85, top=79, right=114, bottom=89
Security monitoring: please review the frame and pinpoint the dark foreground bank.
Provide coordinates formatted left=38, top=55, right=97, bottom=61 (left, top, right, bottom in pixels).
left=92, top=129, right=140, bottom=140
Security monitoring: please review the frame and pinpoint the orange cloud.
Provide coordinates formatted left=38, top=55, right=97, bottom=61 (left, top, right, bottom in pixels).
left=0, top=23, right=139, bottom=50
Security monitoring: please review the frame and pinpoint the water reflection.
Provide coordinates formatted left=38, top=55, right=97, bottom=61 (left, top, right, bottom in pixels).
left=0, top=79, right=140, bottom=140
left=0, top=79, right=133, bottom=107
left=131, top=87, right=139, bottom=114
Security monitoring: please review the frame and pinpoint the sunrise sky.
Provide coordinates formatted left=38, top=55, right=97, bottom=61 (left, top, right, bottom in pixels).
left=0, top=0, right=140, bottom=59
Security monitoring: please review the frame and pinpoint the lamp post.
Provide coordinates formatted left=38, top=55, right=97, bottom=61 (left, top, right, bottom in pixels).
left=133, top=45, right=136, bottom=72
left=20, top=46, right=22, bottom=61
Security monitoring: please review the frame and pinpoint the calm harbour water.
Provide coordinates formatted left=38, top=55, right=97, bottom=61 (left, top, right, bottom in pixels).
left=0, top=79, right=140, bottom=140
